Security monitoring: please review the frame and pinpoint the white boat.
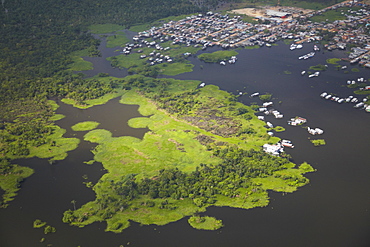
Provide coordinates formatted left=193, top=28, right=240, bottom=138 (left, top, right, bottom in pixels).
left=250, top=92, right=260, bottom=97
left=320, top=92, right=328, bottom=97
left=301, top=71, right=306, bottom=75
left=281, top=140, right=294, bottom=148
left=263, top=102, right=273, bottom=107
left=354, top=102, right=364, bottom=108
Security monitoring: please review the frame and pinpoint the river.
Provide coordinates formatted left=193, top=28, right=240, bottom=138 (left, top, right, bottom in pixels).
left=1, top=37, right=369, bottom=247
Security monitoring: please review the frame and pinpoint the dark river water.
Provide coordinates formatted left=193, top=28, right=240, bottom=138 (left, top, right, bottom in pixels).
left=1, top=38, right=370, bottom=247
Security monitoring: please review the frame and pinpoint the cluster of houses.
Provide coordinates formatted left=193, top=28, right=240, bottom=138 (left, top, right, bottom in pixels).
left=122, top=0, right=369, bottom=68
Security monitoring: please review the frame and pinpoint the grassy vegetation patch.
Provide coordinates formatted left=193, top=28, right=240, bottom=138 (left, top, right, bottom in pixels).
left=188, top=216, right=223, bottom=230
left=108, top=53, right=145, bottom=69
left=198, top=50, right=238, bottom=63
left=309, top=8, right=347, bottom=23
left=354, top=90, right=370, bottom=95
left=156, top=63, right=194, bottom=76
left=0, top=164, right=34, bottom=207
left=310, top=139, right=326, bottom=146
left=309, top=64, right=327, bottom=71
left=89, top=24, right=125, bottom=34
left=49, top=114, right=65, bottom=121
left=351, top=68, right=360, bottom=72
left=106, top=32, right=130, bottom=48
left=71, top=121, right=100, bottom=131
left=274, top=126, right=285, bottom=132
left=28, top=126, right=79, bottom=162
left=68, top=49, right=93, bottom=71
left=326, top=58, right=341, bottom=64
left=33, top=219, right=47, bottom=228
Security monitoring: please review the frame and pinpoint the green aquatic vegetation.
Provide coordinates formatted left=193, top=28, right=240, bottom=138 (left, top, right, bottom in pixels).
left=106, top=32, right=130, bottom=48
left=33, top=219, right=47, bottom=228
left=68, top=49, right=94, bottom=71
left=71, top=121, right=100, bottom=131
left=49, top=114, right=65, bottom=121
left=310, top=139, right=326, bottom=146
left=274, top=126, right=285, bottom=132
left=259, top=93, right=272, bottom=102
left=43, top=225, right=56, bottom=234
left=309, top=64, right=327, bottom=71
left=284, top=70, right=292, bottom=74
left=0, top=162, right=34, bottom=207
left=351, top=68, right=360, bottom=72
left=354, top=90, right=370, bottom=95
left=63, top=79, right=314, bottom=232
left=188, top=216, right=223, bottom=230
left=326, top=58, right=341, bottom=64
left=155, top=63, right=194, bottom=76
left=198, top=50, right=238, bottom=63
left=108, top=53, right=145, bottom=69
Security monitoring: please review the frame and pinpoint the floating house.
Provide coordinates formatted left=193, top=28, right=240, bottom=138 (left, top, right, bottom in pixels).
left=288, top=117, right=307, bottom=126
left=263, top=143, right=284, bottom=156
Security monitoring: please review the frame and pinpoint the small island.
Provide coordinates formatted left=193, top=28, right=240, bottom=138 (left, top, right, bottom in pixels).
left=71, top=121, right=100, bottom=132
left=188, top=216, right=223, bottom=230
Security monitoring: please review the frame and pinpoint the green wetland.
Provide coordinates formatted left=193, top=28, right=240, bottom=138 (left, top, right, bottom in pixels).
left=2, top=26, right=370, bottom=247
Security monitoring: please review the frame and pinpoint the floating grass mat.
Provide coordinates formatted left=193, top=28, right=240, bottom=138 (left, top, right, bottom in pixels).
left=0, top=164, right=34, bottom=207
left=72, top=121, right=100, bottom=132
left=63, top=78, right=314, bottom=232
left=310, top=139, right=326, bottom=146
left=106, top=31, right=130, bottom=48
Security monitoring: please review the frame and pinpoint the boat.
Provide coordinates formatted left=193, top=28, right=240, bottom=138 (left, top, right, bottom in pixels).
left=281, top=140, right=294, bottom=148
left=320, top=92, right=328, bottom=97
left=250, top=92, right=260, bottom=97
left=266, top=122, right=274, bottom=128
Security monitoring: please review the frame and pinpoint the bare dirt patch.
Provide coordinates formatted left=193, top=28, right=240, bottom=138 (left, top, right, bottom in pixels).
left=230, top=6, right=313, bottom=20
